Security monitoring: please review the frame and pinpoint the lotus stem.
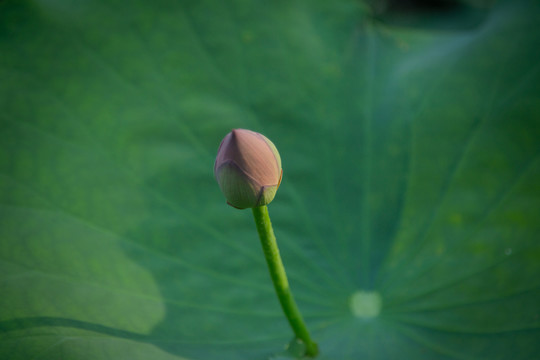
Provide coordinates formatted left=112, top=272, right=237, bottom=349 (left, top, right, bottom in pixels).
left=252, top=205, right=319, bottom=358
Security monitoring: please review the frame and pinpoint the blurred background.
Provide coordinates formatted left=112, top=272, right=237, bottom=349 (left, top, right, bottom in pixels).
left=1, top=0, right=539, bottom=359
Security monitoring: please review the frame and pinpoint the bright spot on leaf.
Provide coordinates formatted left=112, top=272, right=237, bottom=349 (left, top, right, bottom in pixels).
left=349, top=291, right=382, bottom=318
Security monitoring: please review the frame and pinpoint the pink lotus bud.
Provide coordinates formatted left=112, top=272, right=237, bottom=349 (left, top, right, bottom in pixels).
left=214, top=129, right=283, bottom=209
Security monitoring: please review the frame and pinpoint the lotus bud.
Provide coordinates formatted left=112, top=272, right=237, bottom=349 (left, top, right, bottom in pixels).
left=214, top=129, right=283, bottom=209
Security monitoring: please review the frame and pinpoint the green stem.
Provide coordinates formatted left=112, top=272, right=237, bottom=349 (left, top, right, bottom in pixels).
left=251, top=205, right=319, bottom=358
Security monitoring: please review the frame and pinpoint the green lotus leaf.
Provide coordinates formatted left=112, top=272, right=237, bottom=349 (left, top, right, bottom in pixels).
left=1, top=0, right=539, bottom=359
